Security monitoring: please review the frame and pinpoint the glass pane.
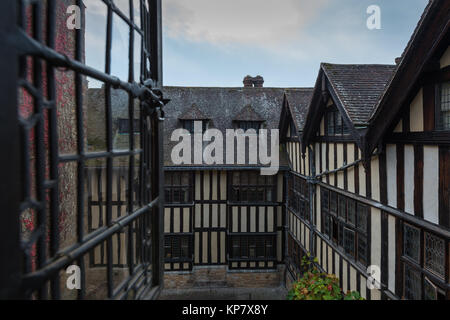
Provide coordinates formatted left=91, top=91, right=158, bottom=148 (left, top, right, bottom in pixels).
left=86, top=78, right=107, bottom=152
left=338, top=196, right=346, bottom=219
left=404, top=264, right=421, bottom=300
left=357, top=234, right=367, bottom=266
left=84, top=0, right=108, bottom=74
left=113, top=0, right=130, bottom=17
left=134, top=31, right=142, bottom=83
left=356, top=204, right=368, bottom=233
left=440, top=82, right=450, bottom=130
left=344, top=228, right=355, bottom=258
left=404, top=223, right=420, bottom=263
left=330, top=191, right=337, bottom=215
left=112, top=89, right=130, bottom=151
left=133, top=0, right=141, bottom=29
left=111, top=14, right=130, bottom=81
left=347, top=200, right=356, bottom=225
left=321, top=189, right=329, bottom=211
left=424, top=278, right=438, bottom=300
left=424, top=232, right=445, bottom=278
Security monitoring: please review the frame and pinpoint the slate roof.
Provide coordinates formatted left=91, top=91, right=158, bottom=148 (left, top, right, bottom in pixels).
left=284, top=88, right=314, bottom=132
left=321, top=63, right=396, bottom=126
left=162, top=86, right=294, bottom=168
left=179, top=103, right=210, bottom=120
left=233, top=104, right=265, bottom=122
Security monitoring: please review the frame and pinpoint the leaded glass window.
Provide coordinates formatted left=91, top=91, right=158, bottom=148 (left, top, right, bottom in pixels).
left=424, top=232, right=445, bottom=279
left=344, top=228, right=355, bottom=258
left=320, top=187, right=370, bottom=266
left=438, top=82, right=450, bottom=130
left=404, top=265, right=422, bottom=300
left=404, top=223, right=420, bottom=262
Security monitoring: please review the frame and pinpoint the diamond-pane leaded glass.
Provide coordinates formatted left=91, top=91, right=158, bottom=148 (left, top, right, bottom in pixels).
left=424, top=232, right=445, bottom=279
left=404, top=223, right=420, bottom=262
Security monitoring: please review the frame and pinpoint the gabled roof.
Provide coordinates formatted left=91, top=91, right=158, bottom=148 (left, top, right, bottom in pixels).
left=162, top=86, right=295, bottom=167
left=322, top=63, right=396, bottom=126
left=302, top=64, right=395, bottom=152
left=365, top=0, right=450, bottom=156
left=179, top=103, right=209, bottom=120
left=284, top=88, right=314, bottom=132
left=233, top=104, right=265, bottom=122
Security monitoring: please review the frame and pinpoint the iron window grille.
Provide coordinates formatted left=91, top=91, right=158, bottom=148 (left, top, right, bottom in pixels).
left=320, top=188, right=369, bottom=266
left=230, top=171, right=275, bottom=203
left=401, top=222, right=449, bottom=300
left=1, top=0, right=165, bottom=300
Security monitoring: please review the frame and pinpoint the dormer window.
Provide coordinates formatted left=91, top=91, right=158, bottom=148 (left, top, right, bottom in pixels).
left=182, top=120, right=209, bottom=134
left=437, top=81, right=450, bottom=131
left=236, top=121, right=262, bottom=131
left=325, top=106, right=350, bottom=136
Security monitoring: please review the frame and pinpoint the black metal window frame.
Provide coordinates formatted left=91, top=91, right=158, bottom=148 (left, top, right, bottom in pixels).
left=287, top=173, right=310, bottom=222
left=320, top=187, right=369, bottom=267
left=325, top=105, right=350, bottom=136
left=228, top=234, right=277, bottom=268
left=0, top=0, right=165, bottom=300
left=164, top=171, right=193, bottom=205
left=229, top=170, right=276, bottom=204
left=436, top=81, right=450, bottom=131
left=400, top=221, right=449, bottom=300
left=164, top=235, right=192, bottom=264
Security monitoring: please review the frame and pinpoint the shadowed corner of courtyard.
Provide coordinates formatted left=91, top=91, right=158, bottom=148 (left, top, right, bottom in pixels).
left=158, top=286, right=288, bottom=300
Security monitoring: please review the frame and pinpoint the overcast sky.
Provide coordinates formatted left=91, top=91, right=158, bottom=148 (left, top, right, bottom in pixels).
left=162, top=0, right=429, bottom=88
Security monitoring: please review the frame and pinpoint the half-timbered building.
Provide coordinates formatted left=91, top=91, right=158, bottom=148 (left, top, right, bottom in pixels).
left=161, top=79, right=313, bottom=289
left=282, top=0, right=450, bottom=300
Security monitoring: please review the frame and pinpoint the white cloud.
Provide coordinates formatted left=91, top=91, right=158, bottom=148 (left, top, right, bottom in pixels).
left=163, top=0, right=330, bottom=47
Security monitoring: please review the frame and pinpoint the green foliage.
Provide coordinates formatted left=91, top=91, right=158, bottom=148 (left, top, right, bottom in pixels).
left=287, top=254, right=365, bottom=301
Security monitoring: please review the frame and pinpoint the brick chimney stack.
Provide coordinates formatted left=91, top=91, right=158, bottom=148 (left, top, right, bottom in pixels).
left=243, top=75, right=264, bottom=88
left=253, top=75, right=264, bottom=88
left=243, top=75, right=254, bottom=88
